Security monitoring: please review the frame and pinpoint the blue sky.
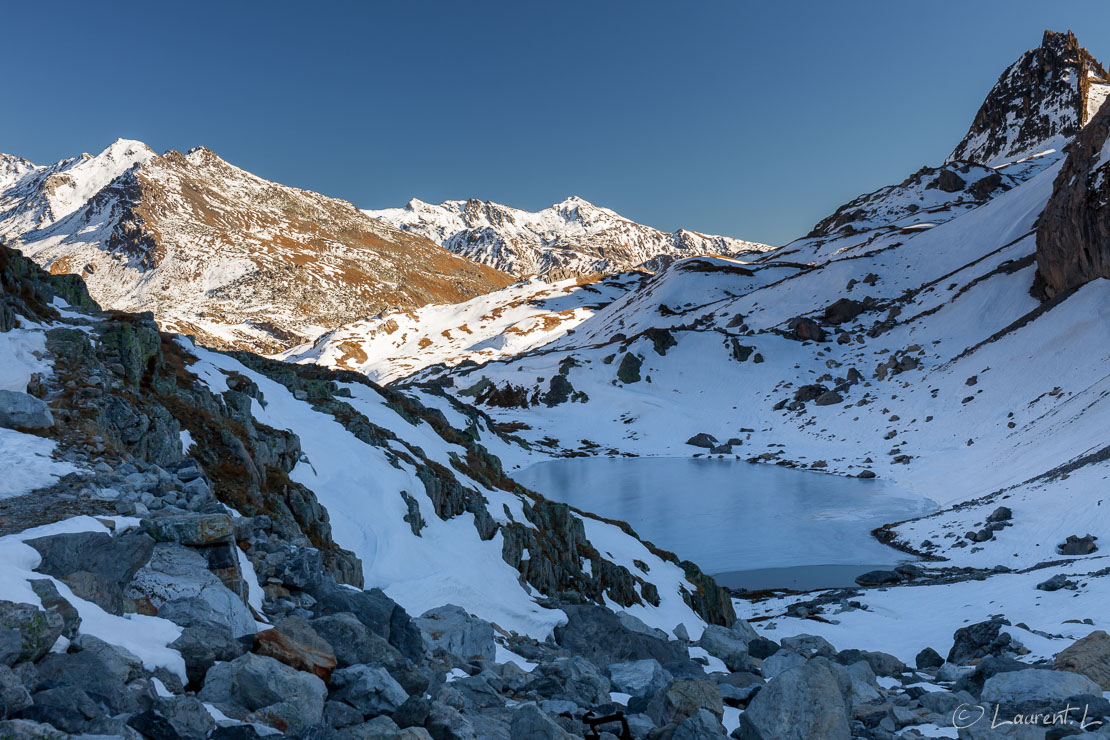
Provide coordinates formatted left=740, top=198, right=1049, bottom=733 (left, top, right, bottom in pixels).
left=3, top=1, right=1108, bottom=245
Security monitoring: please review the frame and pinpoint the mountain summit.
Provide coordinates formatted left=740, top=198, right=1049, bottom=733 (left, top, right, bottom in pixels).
left=0, top=141, right=513, bottom=352
left=948, top=29, right=1110, bottom=167
left=365, top=196, right=773, bottom=278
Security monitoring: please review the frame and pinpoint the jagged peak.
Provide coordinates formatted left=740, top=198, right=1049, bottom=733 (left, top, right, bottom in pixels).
left=947, top=29, right=1109, bottom=168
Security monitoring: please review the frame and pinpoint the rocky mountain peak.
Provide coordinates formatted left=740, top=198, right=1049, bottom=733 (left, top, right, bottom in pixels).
left=948, top=29, right=1110, bottom=168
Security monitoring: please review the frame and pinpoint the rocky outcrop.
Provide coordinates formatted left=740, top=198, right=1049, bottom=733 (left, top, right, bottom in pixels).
left=949, top=30, right=1110, bottom=167
left=1034, top=93, right=1110, bottom=298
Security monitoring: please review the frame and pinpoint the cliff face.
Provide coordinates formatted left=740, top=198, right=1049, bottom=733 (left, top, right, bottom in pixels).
left=948, top=30, right=1110, bottom=167
left=1034, top=95, right=1110, bottom=299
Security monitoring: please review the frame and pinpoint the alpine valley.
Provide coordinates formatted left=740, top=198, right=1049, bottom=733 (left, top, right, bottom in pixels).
left=1, top=27, right=1110, bottom=740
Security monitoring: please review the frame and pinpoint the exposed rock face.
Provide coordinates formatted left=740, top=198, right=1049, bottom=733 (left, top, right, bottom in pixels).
left=1034, top=95, right=1110, bottom=298
left=949, top=30, right=1110, bottom=167
left=2, top=141, right=514, bottom=353
left=366, top=196, right=773, bottom=277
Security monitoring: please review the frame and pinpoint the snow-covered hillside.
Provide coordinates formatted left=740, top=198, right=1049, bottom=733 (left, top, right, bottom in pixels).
left=0, top=141, right=513, bottom=354
left=286, top=30, right=1110, bottom=665
left=365, top=196, right=773, bottom=278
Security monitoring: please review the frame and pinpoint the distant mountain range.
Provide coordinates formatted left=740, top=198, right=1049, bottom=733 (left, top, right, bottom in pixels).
left=364, top=196, right=773, bottom=278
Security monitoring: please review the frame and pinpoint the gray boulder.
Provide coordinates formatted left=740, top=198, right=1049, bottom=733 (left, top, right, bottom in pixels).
left=0, top=601, right=64, bottom=665
left=169, top=619, right=248, bottom=686
left=142, top=513, right=233, bottom=546
left=981, top=668, right=1101, bottom=705
left=125, top=542, right=256, bottom=636
left=685, top=433, right=718, bottom=448
left=553, top=605, right=689, bottom=669
left=426, top=701, right=477, bottom=740
left=608, top=658, right=673, bottom=697
left=526, top=656, right=611, bottom=707
left=153, top=695, right=217, bottom=739
left=198, top=653, right=327, bottom=733
left=414, top=604, right=496, bottom=662
left=330, top=664, right=409, bottom=715
left=509, top=703, right=575, bottom=739
left=779, top=633, right=835, bottom=658
left=647, top=679, right=724, bottom=725
left=71, top=634, right=143, bottom=684
left=0, top=391, right=52, bottom=430
left=25, top=531, right=154, bottom=615
left=737, top=660, right=850, bottom=740
left=313, top=583, right=423, bottom=661
left=729, top=618, right=760, bottom=647
left=34, top=650, right=134, bottom=714
left=948, top=616, right=1012, bottom=665
left=697, top=625, right=750, bottom=671
left=760, top=649, right=807, bottom=680
left=672, top=708, right=726, bottom=739
left=835, top=648, right=905, bottom=677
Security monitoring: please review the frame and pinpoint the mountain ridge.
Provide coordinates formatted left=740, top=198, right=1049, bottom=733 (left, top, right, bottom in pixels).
left=365, top=195, right=774, bottom=278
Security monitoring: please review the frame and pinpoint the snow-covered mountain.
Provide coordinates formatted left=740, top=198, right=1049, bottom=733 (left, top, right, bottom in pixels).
left=0, top=141, right=513, bottom=353
left=292, top=30, right=1110, bottom=665
left=948, top=29, right=1110, bottom=167
left=365, top=196, right=774, bottom=278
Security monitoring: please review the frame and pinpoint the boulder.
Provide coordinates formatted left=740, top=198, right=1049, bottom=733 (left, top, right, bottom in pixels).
left=761, top=649, right=807, bottom=680
left=948, top=617, right=1012, bottom=665
left=647, top=679, right=723, bottom=725
left=142, top=513, right=233, bottom=546
left=854, top=569, right=900, bottom=587
left=835, top=648, right=905, bottom=677
left=553, top=605, right=689, bottom=669
left=779, top=634, right=835, bottom=658
left=814, top=391, right=843, bottom=406
left=153, top=695, right=217, bottom=739
left=1055, top=630, right=1110, bottom=689
left=70, top=634, right=142, bottom=684
left=425, top=701, right=477, bottom=740
left=198, top=653, right=327, bottom=734
left=987, top=506, right=1012, bottom=522
left=915, top=647, right=944, bottom=670
left=685, top=433, right=718, bottom=449
left=509, top=703, right=575, bottom=739
left=672, top=707, right=726, bottom=739
left=823, top=298, right=866, bottom=325
left=0, top=601, right=64, bottom=665
left=607, top=658, right=673, bottom=697
left=24, top=685, right=104, bottom=733
left=981, top=668, right=1101, bottom=705
left=0, top=391, right=53, bottom=430
left=737, top=660, right=850, bottom=740
left=526, top=656, right=610, bottom=707
left=697, top=625, right=750, bottom=672
left=26, top=530, right=154, bottom=614
left=312, top=583, right=423, bottom=661
left=787, top=317, right=826, bottom=342
left=253, top=616, right=336, bottom=681
left=414, top=604, right=496, bottom=663
left=27, top=581, right=79, bottom=639
left=793, top=384, right=829, bottom=403
left=1058, top=534, right=1098, bottom=555
left=169, top=619, right=248, bottom=686
left=34, top=650, right=134, bottom=714
left=329, top=664, right=408, bottom=715
left=1036, top=573, right=1071, bottom=591
left=125, top=542, right=256, bottom=637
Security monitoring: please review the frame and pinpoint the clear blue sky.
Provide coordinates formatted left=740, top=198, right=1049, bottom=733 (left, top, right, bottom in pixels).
left=3, top=1, right=1108, bottom=245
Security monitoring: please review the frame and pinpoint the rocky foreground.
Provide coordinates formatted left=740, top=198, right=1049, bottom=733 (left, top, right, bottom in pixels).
left=0, top=243, right=1107, bottom=740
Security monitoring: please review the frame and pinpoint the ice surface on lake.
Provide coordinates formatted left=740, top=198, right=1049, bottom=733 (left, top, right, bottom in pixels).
left=515, top=458, right=935, bottom=588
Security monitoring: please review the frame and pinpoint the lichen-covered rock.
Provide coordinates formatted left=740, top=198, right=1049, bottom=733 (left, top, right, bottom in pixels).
left=0, top=601, right=64, bottom=665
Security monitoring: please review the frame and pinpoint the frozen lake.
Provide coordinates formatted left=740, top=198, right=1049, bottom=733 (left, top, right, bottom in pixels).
left=513, top=457, right=936, bottom=591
